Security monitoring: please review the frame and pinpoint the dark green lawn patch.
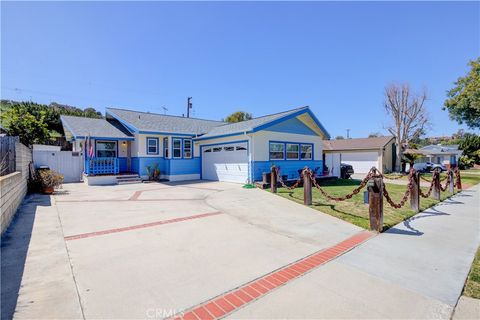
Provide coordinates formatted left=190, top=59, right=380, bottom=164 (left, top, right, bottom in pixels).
left=274, top=179, right=460, bottom=231
left=464, top=247, right=480, bottom=299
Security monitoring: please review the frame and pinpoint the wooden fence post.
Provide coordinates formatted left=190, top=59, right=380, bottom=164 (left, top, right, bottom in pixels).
left=368, top=177, right=383, bottom=232
left=410, top=171, right=420, bottom=213
left=456, top=169, right=462, bottom=190
left=303, top=168, right=312, bottom=205
left=271, top=166, right=277, bottom=193
left=432, top=169, right=441, bottom=201
left=448, top=170, right=454, bottom=194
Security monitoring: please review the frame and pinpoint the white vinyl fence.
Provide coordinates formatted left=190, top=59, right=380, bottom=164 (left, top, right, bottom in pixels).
left=33, top=150, right=83, bottom=182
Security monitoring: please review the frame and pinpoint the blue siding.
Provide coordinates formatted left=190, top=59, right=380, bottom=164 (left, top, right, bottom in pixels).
left=252, top=160, right=323, bottom=181
left=131, top=157, right=200, bottom=177
left=169, top=157, right=200, bottom=175
left=263, top=117, right=317, bottom=136
left=118, top=157, right=128, bottom=172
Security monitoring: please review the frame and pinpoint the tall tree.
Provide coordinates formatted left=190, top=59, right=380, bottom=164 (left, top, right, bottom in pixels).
left=384, top=84, right=430, bottom=172
left=444, top=58, right=480, bottom=129
left=4, top=105, right=50, bottom=146
left=223, top=111, right=253, bottom=123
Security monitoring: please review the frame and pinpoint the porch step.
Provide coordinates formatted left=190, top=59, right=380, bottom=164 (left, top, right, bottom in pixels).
left=116, top=175, right=143, bottom=185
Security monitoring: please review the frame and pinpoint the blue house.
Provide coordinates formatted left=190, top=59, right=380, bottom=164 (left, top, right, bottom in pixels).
left=61, top=106, right=330, bottom=184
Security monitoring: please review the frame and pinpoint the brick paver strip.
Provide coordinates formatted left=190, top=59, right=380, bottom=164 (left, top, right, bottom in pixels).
left=173, top=230, right=374, bottom=320
left=64, top=212, right=223, bottom=241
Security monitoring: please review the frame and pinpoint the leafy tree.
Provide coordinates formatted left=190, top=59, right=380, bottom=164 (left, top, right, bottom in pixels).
left=4, top=105, right=50, bottom=146
left=334, top=136, right=345, bottom=140
left=458, top=133, right=480, bottom=168
left=444, top=58, right=480, bottom=129
left=223, top=111, right=253, bottom=123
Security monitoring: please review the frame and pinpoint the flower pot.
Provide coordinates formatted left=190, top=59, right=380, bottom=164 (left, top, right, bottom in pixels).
left=323, top=170, right=329, bottom=176
left=42, top=186, right=54, bottom=194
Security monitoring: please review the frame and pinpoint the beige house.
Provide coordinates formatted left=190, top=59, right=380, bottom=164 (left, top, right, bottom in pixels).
left=323, top=136, right=396, bottom=176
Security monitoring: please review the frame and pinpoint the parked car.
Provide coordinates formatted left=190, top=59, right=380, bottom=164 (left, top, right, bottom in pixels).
left=340, top=163, right=354, bottom=179
left=413, top=162, right=446, bottom=172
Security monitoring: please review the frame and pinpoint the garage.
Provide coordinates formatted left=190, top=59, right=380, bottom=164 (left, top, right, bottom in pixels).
left=341, top=152, right=379, bottom=173
left=201, top=142, right=249, bottom=183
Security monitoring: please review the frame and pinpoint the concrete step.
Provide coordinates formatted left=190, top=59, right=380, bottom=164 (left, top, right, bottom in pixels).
left=116, top=174, right=142, bottom=185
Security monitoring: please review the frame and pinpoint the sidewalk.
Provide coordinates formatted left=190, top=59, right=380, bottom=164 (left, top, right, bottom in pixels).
left=228, top=185, right=480, bottom=319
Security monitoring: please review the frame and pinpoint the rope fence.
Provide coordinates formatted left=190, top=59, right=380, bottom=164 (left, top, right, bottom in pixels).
left=269, top=165, right=462, bottom=232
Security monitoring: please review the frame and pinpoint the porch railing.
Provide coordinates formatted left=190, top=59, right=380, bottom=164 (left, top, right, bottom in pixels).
left=86, top=157, right=119, bottom=175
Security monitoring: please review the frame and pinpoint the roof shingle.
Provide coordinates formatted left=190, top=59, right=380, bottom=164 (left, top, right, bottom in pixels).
left=324, top=136, right=394, bottom=151
left=61, top=115, right=133, bottom=139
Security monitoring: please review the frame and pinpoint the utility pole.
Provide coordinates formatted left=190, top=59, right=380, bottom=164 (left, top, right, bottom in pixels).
left=187, top=97, right=192, bottom=118
left=346, top=129, right=351, bottom=139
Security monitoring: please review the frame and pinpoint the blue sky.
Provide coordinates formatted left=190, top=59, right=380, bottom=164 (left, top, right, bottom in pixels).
left=1, top=1, right=479, bottom=138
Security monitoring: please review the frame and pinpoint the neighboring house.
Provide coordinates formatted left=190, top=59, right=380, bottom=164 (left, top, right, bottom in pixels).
left=323, top=136, right=396, bottom=175
left=60, top=106, right=330, bottom=184
left=416, top=145, right=463, bottom=168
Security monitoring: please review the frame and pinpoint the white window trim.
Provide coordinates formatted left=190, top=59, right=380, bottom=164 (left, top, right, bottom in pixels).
left=183, top=139, right=192, bottom=159
left=269, top=142, right=285, bottom=160
left=173, top=138, right=182, bottom=159
left=146, top=137, right=159, bottom=155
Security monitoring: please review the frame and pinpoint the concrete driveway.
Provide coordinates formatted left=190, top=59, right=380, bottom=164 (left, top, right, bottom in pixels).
left=2, top=180, right=362, bottom=319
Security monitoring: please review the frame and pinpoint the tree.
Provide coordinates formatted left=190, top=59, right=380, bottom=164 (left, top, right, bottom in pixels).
left=334, top=136, right=345, bottom=140
left=458, top=133, right=480, bottom=168
left=384, top=84, right=430, bottom=172
left=4, top=105, right=50, bottom=146
left=368, top=132, right=382, bottom=138
left=223, top=111, right=253, bottom=123
left=444, top=58, right=480, bottom=129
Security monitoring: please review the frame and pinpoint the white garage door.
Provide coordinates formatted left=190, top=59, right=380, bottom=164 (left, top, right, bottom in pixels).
left=202, top=142, right=249, bottom=183
left=342, top=152, right=379, bottom=174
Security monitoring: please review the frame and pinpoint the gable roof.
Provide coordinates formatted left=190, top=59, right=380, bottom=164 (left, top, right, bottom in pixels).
left=61, top=115, right=134, bottom=140
left=195, top=106, right=330, bottom=140
left=106, top=107, right=225, bottom=135
left=324, top=136, right=395, bottom=151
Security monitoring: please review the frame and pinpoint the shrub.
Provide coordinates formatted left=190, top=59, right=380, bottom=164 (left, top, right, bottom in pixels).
left=37, top=169, right=64, bottom=189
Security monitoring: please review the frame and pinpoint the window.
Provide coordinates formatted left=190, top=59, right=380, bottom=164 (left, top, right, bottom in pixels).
left=286, top=143, right=299, bottom=160
left=224, top=146, right=234, bottom=151
left=163, top=137, right=169, bottom=158
left=147, top=137, right=159, bottom=155
left=213, top=147, right=222, bottom=152
left=301, top=144, right=313, bottom=160
left=269, top=142, right=284, bottom=160
left=183, top=139, right=192, bottom=158
left=173, top=138, right=182, bottom=158
left=96, top=141, right=117, bottom=158
left=204, top=148, right=212, bottom=153
left=236, top=146, right=247, bottom=151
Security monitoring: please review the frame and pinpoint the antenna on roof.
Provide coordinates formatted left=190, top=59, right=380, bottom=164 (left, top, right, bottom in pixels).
left=346, top=129, right=351, bottom=139
left=187, top=97, right=192, bottom=118
left=162, top=106, right=168, bottom=115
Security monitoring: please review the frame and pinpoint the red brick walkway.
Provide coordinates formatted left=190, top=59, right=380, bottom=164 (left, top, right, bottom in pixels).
left=173, top=231, right=374, bottom=320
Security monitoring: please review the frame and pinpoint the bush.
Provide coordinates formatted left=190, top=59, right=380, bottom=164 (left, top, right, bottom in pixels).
left=37, top=169, right=64, bottom=189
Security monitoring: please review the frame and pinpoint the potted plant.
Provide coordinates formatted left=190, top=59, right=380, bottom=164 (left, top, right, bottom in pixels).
left=323, top=164, right=329, bottom=176
left=37, top=169, right=64, bottom=194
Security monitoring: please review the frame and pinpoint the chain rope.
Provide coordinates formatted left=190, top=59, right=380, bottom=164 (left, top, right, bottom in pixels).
left=382, top=169, right=415, bottom=208
left=419, top=170, right=440, bottom=198
left=308, top=167, right=378, bottom=201
left=274, top=167, right=303, bottom=191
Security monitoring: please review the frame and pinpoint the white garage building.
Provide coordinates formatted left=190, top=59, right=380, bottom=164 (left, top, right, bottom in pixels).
left=323, top=136, right=396, bottom=175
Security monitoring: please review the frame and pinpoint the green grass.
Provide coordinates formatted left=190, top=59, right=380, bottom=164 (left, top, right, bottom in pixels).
left=464, top=247, right=480, bottom=299
left=274, top=179, right=461, bottom=231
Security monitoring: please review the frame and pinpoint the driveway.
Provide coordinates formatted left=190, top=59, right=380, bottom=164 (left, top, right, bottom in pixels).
left=2, top=180, right=362, bottom=319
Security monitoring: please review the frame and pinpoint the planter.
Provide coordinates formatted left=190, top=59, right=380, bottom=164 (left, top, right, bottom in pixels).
left=42, top=186, right=54, bottom=194
left=323, top=170, right=329, bottom=176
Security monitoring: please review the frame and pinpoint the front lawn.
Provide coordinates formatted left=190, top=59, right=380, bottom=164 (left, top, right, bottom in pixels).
left=384, top=172, right=480, bottom=189
left=464, top=246, right=480, bottom=299
left=274, top=179, right=460, bottom=230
